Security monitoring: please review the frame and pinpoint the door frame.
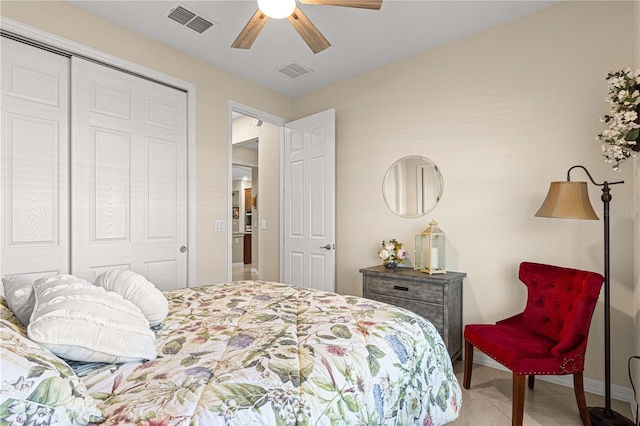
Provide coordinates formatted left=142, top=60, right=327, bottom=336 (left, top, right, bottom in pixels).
left=227, top=101, right=286, bottom=282
left=1, top=18, right=198, bottom=286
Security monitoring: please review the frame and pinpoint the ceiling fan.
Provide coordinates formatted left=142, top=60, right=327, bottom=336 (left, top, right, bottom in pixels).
left=231, top=0, right=382, bottom=54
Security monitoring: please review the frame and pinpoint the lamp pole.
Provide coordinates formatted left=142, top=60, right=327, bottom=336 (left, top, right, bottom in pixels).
left=568, top=167, right=630, bottom=426
left=603, top=182, right=612, bottom=414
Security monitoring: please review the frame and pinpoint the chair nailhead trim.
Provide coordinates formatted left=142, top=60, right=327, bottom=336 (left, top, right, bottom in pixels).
left=559, top=349, right=585, bottom=374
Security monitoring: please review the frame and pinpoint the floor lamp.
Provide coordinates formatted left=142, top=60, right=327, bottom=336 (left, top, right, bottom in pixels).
left=535, top=165, right=632, bottom=426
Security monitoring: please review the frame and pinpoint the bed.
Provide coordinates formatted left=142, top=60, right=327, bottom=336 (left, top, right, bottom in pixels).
left=1, top=278, right=461, bottom=425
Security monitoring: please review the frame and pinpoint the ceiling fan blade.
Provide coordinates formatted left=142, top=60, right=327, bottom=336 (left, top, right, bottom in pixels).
left=297, top=0, right=382, bottom=10
left=287, top=7, right=331, bottom=54
left=231, top=9, right=269, bottom=49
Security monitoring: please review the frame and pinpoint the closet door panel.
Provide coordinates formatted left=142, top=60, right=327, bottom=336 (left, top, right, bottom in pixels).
left=7, top=115, right=58, bottom=243
left=147, top=137, right=177, bottom=239
left=1, top=38, right=70, bottom=277
left=72, top=58, right=187, bottom=290
left=92, top=127, right=130, bottom=241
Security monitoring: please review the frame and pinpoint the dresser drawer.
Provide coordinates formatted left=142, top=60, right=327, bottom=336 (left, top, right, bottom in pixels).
left=366, top=293, right=444, bottom=334
left=364, top=275, right=444, bottom=304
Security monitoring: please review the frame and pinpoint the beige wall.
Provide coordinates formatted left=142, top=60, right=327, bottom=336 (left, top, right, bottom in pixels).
left=233, top=146, right=259, bottom=168
left=256, top=124, right=281, bottom=281
left=2, top=0, right=637, bottom=392
left=1, top=1, right=293, bottom=286
left=292, top=1, right=636, bottom=389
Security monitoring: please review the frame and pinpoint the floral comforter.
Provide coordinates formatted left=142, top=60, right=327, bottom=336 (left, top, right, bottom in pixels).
left=82, top=281, right=461, bottom=425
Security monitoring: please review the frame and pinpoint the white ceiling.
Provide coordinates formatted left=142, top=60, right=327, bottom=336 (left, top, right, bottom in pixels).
left=68, top=0, right=557, bottom=98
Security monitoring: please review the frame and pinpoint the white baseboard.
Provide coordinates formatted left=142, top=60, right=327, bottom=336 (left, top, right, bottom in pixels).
left=472, top=353, right=636, bottom=416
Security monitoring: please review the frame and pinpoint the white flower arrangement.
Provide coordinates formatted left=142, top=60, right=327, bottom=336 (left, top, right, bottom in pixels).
left=596, top=67, right=640, bottom=171
left=377, top=239, right=407, bottom=265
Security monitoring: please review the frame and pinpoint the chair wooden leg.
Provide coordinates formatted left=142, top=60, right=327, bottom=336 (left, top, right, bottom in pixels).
left=528, top=375, right=535, bottom=389
left=573, top=372, right=592, bottom=426
left=463, top=340, right=474, bottom=389
left=512, top=373, right=526, bottom=426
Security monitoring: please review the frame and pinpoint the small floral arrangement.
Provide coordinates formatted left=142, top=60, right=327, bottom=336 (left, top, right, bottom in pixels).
left=596, top=67, right=640, bottom=171
left=377, top=239, right=407, bottom=266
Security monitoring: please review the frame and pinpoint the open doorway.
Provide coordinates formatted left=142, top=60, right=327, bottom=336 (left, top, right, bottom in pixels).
left=231, top=156, right=257, bottom=281
left=228, top=103, right=336, bottom=290
left=230, top=107, right=284, bottom=282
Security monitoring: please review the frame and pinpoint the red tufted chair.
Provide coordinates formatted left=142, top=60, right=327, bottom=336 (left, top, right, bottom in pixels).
left=463, top=262, right=604, bottom=426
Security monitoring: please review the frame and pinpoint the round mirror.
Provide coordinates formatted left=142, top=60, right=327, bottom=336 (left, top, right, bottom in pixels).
left=382, top=155, right=443, bottom=218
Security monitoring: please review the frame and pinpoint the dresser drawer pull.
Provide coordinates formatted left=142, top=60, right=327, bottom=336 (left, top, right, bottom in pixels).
left=393, top=285, right=409, bottom=291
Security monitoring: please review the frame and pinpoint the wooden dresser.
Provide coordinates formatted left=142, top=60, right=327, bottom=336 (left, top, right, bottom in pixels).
left=360, top=266, right=465, bottom=360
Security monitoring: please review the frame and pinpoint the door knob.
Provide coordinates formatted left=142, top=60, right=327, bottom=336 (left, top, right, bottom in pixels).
left=320, top=244, right=333, bottom=250
left=180, top=246, right=187, bottom=253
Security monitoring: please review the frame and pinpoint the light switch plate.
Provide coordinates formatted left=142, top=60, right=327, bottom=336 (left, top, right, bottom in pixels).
left=215, top=220, right=225, bottom=232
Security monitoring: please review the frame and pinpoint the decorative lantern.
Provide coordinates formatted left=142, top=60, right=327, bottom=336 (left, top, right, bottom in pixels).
left=415, top=220, right=446, bottom=274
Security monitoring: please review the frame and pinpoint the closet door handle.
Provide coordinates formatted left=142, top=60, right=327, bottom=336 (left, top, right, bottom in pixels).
left=180, top=246, right=187, bottom=253
left=393, top=285, right=409, bottom=291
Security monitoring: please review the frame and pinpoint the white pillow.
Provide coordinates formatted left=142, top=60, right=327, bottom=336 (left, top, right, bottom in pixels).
left=94, top=269, right=168, bottom=326
left=27, top=274, right=157, bottom=363
left=2, top=274, right=36, bottom=326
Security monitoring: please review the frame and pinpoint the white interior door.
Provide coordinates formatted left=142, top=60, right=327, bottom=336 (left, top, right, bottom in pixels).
left=1, top=38, right=70, bottom=281
left=283, top=109, right=335, bottom=292
left=71, top=58, right=187, bottom=290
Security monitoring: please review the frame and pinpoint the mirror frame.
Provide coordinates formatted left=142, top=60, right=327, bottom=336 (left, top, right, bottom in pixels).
left=382, top=155, right=443, bottom=218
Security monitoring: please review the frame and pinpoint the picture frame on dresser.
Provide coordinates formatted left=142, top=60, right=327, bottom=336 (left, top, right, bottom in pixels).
left=360, top=266, right=465, bottom=361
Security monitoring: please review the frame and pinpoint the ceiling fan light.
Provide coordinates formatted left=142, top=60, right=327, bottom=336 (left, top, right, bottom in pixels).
left=258, top=0, right=296, bottom=19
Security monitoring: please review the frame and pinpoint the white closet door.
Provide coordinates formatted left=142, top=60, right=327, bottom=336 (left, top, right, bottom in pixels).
left=71, top=58, right=187, bottom=290
left=1, top=38, right=70, bottom=280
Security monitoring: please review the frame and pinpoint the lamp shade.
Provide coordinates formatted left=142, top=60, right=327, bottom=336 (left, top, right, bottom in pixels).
left=535, top=181, right=599, bottom=220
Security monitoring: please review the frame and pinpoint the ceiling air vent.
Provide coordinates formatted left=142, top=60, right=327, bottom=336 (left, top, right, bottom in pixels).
left=186, top=16, right=214, bottom=33
left=277, top=62, right=313, bottom=80
left=166, top=3, right=217, bottom=34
